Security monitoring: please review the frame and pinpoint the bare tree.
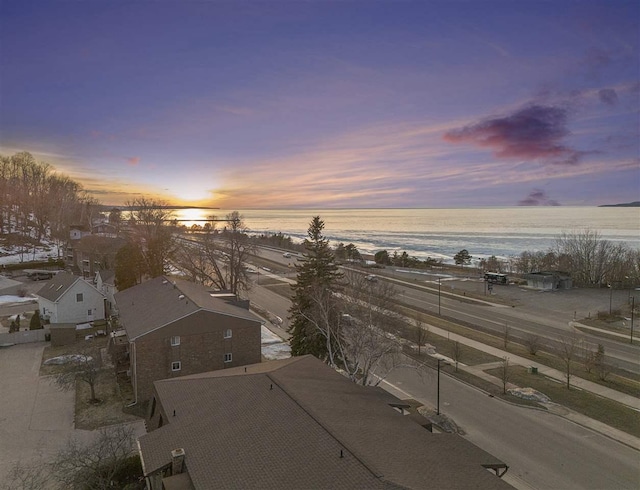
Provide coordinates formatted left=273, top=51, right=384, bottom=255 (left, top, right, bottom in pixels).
left=525, top=334, right=540, bottom=355
left=222, top=211, right=255, bottom=295
left=503, top=323, right=511, bottom=350
left=451, top=340, right=461, bottom=372
left=4, top=458, right=52, bottom=490
left=558, top=334, right=580, bottom=389
left=53, top=348, right=103, bottom=403
left=297, top=272, right=404, bottom=386
left=554, top=229, right=628, bottom=287
left=594, top=344, right=610, bottom=381
left=174, top=231, right=227, bottom=289
left=4, top=425, right=140, bottom=490
left=499, top=356, right=510, bottom=394
left=126, top=197, right=176, bottom=277
left=414, top=315, right=429, bottom=356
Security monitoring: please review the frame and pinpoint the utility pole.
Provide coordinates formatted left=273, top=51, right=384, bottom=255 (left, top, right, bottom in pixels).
left=609, top=283, right=613, bottom=315
left=437, top=358, right=441, bottom=415
left=438, top=277, right=441, bottom=316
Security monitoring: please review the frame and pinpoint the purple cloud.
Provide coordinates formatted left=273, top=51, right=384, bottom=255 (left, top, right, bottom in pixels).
left=518, top=189, right=560, bottom=206
left=598, top=88, right=618, bottom=106
left=444, top=105, right=585, bottom=165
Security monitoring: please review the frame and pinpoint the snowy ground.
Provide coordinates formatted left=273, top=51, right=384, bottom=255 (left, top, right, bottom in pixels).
left=261, top=325, right=291, bottom=360
left=0, top=295, right=37, bottom=306
left=0, top=242, right=61, bottom=265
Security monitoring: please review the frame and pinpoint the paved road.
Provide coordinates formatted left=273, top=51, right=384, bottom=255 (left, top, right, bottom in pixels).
left=246, top=268, right=640, bottom=490
left=380, top=273, right=640, bottom=374
left=383, top=365, right=640, bottom=490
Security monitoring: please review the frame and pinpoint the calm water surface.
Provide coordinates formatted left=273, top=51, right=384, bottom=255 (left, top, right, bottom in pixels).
left=175, top=208, right=640, bottom=262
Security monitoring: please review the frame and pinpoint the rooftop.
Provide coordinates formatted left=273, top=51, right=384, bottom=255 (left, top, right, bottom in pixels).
left=115, top=276, right=261, bottom=340
left=139, top=355, right=511, bottom=490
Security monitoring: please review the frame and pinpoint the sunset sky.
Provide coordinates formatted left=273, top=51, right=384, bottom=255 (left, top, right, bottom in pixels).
left=1, top=0, right=638, bottom=208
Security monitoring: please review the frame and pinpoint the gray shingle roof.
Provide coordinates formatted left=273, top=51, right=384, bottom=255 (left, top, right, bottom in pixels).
left=139, top=356, right=512, bottom=490
left=36, top=272, right=82, bottom=302
left=97, top=269, right=115, bottom=285
left=115, top=276, right=261, bottom=340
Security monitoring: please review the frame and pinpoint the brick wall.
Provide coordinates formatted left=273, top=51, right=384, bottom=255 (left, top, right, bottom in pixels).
left=133, top=312, right=261, bottom=403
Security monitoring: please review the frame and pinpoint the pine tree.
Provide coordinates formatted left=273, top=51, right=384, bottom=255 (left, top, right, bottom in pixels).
left=29, top=310, right=42, bottom=330
left=288, top=216, right=342, bottom=358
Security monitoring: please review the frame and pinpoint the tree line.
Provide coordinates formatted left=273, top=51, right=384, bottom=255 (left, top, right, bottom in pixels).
left=0, top=152, right=99, bottom=247
left=512, top=230, right=640, bottom=287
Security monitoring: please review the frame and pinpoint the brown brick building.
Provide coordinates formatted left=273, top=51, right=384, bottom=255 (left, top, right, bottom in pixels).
left=115, top=276, right=262, bottom=404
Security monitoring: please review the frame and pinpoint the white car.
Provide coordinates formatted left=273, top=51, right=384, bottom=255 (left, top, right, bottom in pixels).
left=365, top=275, right=377, bottom=282
left=283, top=252, right=292, bottom=258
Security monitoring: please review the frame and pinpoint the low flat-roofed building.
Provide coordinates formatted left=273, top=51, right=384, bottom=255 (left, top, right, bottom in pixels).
left=524, top=271, right=572, bottom=290
left=139, top=355, right=512, bottom=490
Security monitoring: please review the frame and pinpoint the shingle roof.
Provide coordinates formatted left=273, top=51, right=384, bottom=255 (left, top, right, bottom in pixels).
left=36, top=272, right=82, bottom=302
left=139, top=356, right=512, bottom=490
left=97, top=269, right=115, bottom=285
left=115, top=276, right=261, bottom=340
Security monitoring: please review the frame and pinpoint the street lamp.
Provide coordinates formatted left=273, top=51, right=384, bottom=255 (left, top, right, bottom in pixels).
left=609, top=283, right=613, bottom=315
left=437, top=358, right=441, bottom=415
left=438, top=277, right=441, bottom=316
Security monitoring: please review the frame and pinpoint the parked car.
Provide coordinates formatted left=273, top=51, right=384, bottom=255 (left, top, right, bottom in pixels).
left=365, top=275, right=377, bottom=282
left=283, top=252, right=292, bottom=258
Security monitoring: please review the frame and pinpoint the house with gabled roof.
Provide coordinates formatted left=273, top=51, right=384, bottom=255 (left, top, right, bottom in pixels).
left=114, top=276, right=262, bottom=404
left=36, top=271, right=106, bottom=324
left=139, top=355, right=512, bottom=490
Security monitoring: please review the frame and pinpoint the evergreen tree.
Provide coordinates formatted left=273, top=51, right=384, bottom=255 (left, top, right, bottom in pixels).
left=29, top=310, right=42, bottom=330
left=454, top=249, right=472, bottom=266
left=114, top=242, right=145, bottom=290
left=288, top=216, right=342, bottom=358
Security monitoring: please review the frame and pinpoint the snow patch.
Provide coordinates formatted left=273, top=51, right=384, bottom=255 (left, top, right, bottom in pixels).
left=0, top=295, right=37, bottom=306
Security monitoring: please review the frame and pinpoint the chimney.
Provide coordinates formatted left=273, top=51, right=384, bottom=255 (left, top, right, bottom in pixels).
left=171, top=448, right=185, bottom=475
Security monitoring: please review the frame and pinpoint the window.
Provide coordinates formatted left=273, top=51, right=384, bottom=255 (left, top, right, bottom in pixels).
left=158, top=414, right=163, bottom=428
left=87, top=309, right=92, bottom=316
left=170, top=336, right=180, bottom=346
left=224, top=329, right=232, bottom=339
left=76, top=293, right=84, bottom=302
left=224, top=353, right=232, bottom=363
left=171, top=361, right=181, bottom=371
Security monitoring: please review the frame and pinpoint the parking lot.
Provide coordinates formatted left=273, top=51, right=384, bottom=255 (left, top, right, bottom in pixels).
left=0, top=343, right=112, bottom=483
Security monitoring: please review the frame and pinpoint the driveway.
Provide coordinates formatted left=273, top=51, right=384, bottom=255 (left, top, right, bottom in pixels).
left=0, top=343, right=108, bottom=482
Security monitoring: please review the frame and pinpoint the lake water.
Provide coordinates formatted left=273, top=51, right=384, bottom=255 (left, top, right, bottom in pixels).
left=175, top=207, right=640, bottom=263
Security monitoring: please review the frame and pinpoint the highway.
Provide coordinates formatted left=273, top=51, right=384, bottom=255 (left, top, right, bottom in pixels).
left=389, top=279, right=640, bottom=374
left=251, top=247, right=639, bottom=373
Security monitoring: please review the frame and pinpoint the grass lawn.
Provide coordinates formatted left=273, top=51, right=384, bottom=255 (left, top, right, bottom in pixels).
left=396, top=304, right=640, bottom=397
left=487, top=365, right=640, bottom=438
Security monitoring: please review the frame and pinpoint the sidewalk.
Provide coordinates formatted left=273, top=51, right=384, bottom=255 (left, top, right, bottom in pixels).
left=572, top=321, right=635, bottom=341
left=461, top=361, right=640, bottom=451
left=422, top=319, right=640, bottom=411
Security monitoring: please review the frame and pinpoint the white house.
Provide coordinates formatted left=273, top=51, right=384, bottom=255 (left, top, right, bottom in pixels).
left=36, top=272, right=106, bottom=324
